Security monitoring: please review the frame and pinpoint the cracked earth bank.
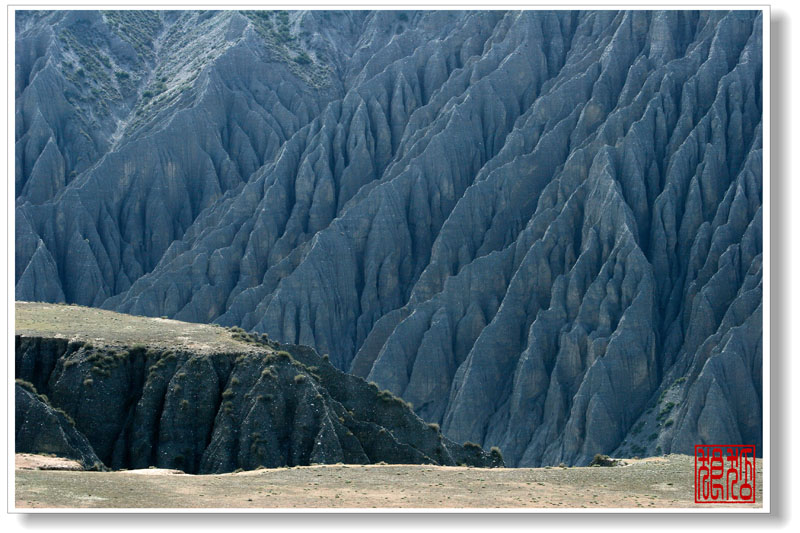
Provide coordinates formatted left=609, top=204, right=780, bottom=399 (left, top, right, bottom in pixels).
left=16, top=10, right=762, bottom=468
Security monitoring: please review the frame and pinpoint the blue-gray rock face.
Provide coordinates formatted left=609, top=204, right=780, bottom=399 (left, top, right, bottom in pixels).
left=16, top=381, right=103, bottom=468
left=16, top=10, right=762, bottom=466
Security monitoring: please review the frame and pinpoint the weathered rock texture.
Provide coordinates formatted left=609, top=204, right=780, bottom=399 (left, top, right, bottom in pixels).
left=16, top=10, right=763, bottom=466
left=15, top=380, right=104, bottom=468
left=15, top=331, right=500, bottom=472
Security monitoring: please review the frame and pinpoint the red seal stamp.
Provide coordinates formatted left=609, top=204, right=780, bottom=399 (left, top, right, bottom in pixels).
left=694, top=444, right=756, bottom=503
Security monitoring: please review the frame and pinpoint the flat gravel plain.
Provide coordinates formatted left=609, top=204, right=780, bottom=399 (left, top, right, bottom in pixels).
left=15, top=454, right=762, bottom=509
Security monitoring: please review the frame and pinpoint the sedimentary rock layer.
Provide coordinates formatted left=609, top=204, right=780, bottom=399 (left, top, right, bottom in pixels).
left=16, top=10, right=763, bottom=466
left=16, top=331, right=500, bottom=472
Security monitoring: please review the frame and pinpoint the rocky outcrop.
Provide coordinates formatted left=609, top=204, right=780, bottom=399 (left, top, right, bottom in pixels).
left=15, top=330, right=500, bottom=472
left=15, top=380, right=103, bottom=468
left=16, top=10, right=762, bottom=466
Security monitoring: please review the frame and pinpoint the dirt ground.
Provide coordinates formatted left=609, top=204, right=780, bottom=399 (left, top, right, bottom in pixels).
left=15, top=301, right=256, bottom=354
left=14, top=453, right=762, bottom=509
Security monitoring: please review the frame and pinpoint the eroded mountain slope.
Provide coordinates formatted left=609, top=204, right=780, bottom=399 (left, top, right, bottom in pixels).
left=16, top=10, right=763, bottom=466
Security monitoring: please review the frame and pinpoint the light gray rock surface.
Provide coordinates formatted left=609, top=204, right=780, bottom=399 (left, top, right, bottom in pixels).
left=16, top=10, right=762, bottom=466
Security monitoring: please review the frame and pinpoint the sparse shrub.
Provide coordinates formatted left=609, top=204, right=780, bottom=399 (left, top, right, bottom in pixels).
left=657, top=388, right=669, bottom=403
left=657, top=402, right=675, bottom=421
left=589, top=454, right=618, bottom=467
left=490, top=446, right=504, bottom=466
left=648, top=432, right=659, bottom=441
left=428, top=422, right=440, bottom=431
left=294, top=51, right=312, bottom=65
left=83, top=378, right=94, bottom=387
left=15, top=379, right=37, bottom=394
left=664, top=419, right=674, bottom=428
left=180, top=399, right=189, bottom=409
left=222, top=388, right=235, bottom=399
left=85, top=461, right=104, bottom=471
left=230, top=377, right=240, bottom=386
left=378, top=389, right=395, bottom=403
left=294, top=374, right=307, bottom=384
left=463, top=441, right=481, bottom=451
left=630, top=444, right=645, bottom=456
left=55, top=407, right=76, bottom=426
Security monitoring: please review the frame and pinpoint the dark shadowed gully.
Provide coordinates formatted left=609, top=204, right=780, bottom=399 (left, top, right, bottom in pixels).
left=16, top=10, right=762, bottom=467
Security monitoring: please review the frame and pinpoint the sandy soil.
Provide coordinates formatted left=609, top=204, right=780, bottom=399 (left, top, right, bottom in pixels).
left=15, top=454, right=84, bottom=471
left=15, top=454, right=762, bottom=509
